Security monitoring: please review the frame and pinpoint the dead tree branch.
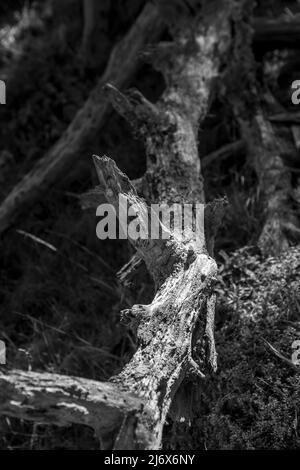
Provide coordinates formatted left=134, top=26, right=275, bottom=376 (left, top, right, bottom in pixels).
left=0, top=369, right=144, bottom=438
left=0, top=0, right=234, bottom=449
left=89, top=0, right=232, bottom=448
left=0, top=3, right=163, bottom=235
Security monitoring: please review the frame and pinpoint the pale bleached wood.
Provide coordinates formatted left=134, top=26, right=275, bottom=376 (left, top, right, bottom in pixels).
left=0, top=369, right=144, bottom=437
left=0, top=0, right=233, bottom=449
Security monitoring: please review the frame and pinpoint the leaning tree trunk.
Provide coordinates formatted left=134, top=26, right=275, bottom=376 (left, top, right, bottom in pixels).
left=0, top=0, right=234, bottom=450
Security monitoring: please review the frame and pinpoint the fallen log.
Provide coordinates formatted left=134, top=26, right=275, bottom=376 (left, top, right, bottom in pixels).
left=0, top=369, right=143, bottom=438
left=0, top=0, right=233, bottom=449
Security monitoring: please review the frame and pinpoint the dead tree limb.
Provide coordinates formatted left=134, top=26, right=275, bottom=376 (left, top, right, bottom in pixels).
left=0, top=10, right=297, bottom=236
left=0, top=0, right=234, bottom=449
left=0, top=369, right=144, bottom=438
left=0, top=3, right=163, bottom=235
left=82, top=0, right=232, bottom=448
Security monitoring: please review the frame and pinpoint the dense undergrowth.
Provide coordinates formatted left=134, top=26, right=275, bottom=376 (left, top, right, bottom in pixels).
left=165, top=246, right=300, bottom=449
left=0, top=0, right=299, bottom=449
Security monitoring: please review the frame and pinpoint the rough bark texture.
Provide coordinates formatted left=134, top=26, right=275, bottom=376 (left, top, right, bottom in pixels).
left=0, top=0, right=233, bottom=450
left=87, top=0, right=232, bottom=446
left=0, top=370, right=143, bottom=437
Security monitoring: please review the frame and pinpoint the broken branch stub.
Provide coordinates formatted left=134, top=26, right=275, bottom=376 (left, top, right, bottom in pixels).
left=0, top=0, right=235, bottom=450
left=91, top=1, right=234, bottom=448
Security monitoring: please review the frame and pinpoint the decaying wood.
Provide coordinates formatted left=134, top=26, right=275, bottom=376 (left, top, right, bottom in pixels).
left=91, top=152, right=219, bottom=448
left=0, top=369, right=144, bottom=438
left=86, top=1, right=233, bottom=443
left=0, top=9, right=292, bottom=236
left=0, top=3, right=163, bottom=235
left=0, top=0, right=234, bottom=449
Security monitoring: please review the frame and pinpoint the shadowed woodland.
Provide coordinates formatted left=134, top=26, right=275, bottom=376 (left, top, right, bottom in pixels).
left=0, top=0, right=300, bottom=450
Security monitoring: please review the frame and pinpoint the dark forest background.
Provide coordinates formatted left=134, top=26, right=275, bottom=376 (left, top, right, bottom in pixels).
left=0, top=0, right=300, bottom=450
